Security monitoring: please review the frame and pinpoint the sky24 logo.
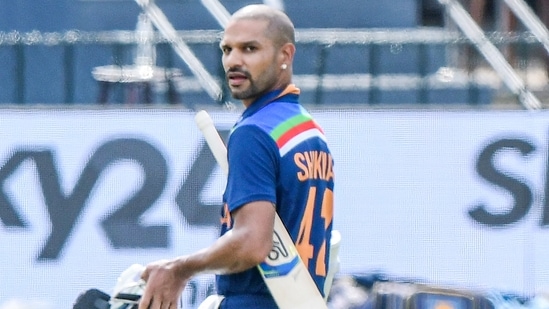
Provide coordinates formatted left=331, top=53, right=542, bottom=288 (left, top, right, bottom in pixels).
left=0, top=133, right=228, bottom=261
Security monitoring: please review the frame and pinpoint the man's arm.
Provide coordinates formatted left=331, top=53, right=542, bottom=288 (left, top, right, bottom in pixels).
left=137, top=201, right=275, bottom=309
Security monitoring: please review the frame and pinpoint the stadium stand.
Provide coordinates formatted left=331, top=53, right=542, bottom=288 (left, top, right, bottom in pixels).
left=0, top=0, right=543, bottom=106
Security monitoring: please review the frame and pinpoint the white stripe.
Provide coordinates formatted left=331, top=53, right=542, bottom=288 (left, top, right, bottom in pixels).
left=279, top=128, right=326, bottom=157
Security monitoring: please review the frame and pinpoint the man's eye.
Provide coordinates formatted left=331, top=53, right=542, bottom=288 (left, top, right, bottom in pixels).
left=244, top=46, right=256, bottom=52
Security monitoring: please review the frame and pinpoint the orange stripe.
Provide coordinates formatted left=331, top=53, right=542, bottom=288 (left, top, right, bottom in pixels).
left=275, top=84, right=300, bottom=99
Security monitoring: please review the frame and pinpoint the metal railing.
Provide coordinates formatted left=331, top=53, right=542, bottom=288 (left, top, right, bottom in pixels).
left=0, top=27, right=546, bottom=106
left=437, top=0, right=549, bottom=110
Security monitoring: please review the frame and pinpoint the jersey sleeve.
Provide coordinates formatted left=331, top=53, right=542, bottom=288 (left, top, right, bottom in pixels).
left=223, top=124, right=280, bottom=213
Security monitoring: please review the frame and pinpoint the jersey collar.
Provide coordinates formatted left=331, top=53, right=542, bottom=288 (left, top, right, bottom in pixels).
left=241, top=84, right=301, bottom=120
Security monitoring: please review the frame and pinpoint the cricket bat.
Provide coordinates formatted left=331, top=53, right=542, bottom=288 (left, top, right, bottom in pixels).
left=195, top=110, right=328, bottom=309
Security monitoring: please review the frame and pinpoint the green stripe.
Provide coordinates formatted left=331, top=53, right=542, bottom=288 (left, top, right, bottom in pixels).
left=270, top=113, right=311, bottom=141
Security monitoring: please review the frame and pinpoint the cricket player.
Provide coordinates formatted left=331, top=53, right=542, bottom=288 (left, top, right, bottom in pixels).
left=138, top=4, right=335, bottom=309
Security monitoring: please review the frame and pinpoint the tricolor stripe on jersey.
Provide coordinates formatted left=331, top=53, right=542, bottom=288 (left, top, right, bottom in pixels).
left=270, top=109, right=326, bottom=157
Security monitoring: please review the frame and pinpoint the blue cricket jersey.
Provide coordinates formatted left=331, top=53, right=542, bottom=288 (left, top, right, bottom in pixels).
left=217, top=85, right=335, bottom=308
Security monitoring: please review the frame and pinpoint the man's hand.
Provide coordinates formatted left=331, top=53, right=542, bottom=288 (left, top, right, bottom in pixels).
left=138, top=258, right=189, bottom=309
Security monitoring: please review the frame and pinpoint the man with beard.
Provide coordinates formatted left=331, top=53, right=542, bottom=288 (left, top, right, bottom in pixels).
left=138, top=4, right=335, bottom=309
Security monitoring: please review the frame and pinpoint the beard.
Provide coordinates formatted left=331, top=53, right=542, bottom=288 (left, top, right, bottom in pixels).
left=230, top=76, right=259, bottom=100
left=227, top=63, right=279, bottom=101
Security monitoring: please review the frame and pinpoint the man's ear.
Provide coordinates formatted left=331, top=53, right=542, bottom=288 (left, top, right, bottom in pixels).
left=280, top=43, right=296, bottom=66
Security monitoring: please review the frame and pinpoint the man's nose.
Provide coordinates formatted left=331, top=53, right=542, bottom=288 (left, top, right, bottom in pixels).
left=223, top=50, right=243, bottom=70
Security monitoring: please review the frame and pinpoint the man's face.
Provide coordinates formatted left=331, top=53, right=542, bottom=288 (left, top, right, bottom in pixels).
left=220, top=18, right=280, bottom=104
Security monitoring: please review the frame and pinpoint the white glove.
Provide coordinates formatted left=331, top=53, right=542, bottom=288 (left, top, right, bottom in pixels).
left=109, top=264, right=146, bottom=309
